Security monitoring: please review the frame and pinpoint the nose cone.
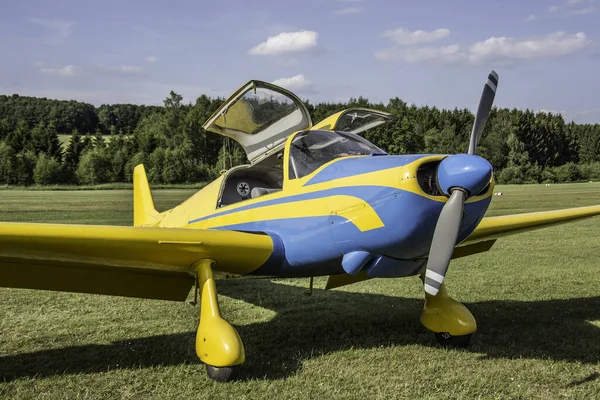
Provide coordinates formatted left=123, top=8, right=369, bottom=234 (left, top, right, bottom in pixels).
left=437, top=154, right=492, bottom=196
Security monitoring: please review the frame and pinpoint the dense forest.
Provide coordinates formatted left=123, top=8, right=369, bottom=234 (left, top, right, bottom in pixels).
left=0, top=92, right=599, bottom=186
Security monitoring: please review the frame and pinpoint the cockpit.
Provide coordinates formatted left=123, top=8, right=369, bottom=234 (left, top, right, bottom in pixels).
left=215, top=130, right=386, bottom=208
left=288, top=130, right=386, bottom=179
left=199, top=79, right=395, bottom=210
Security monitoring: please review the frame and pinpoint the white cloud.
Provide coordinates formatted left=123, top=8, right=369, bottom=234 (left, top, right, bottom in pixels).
left=111, top=66, right=142, bottom=74
left=333, top=7, right=363, bottom=15
left=539, top=108, right=560, bottom=114
left=565, top=0, right=599, bottom=6
left=568, top=6, right=597, bottom=14
left=468, top=32, right=590, bottom=63
left=376, top=31, right=591, bottom=66
left=383, top=28, right=450, bottom=45
left=249, top=31, right=318, bottom=55
left=539, top=108, right=600, bottom=117
left=28, top=18, right=74, bottom=45
left=401, top=44, right=464, bottom=64
left=272, top=74, right=314, bottom=92
left=39, top=65, right=77, bottom=77
left=90, top=65, right=144, bottom=76
left=39, top=64, right=143, bottom=78
left=526, top=0, right=598, bottom=21
left=145, top=56, right=158, bottom=63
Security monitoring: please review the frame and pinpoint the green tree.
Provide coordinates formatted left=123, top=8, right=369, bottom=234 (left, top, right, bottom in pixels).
left=64, top=129, right=83, bottom=170
left=6, top=120, right=31, bottom=153
left=499, top=132, right=541, bottom=184
left=423, top=124, right=465, bottom=154
left=183, top=94, right=223, bottom=166
left=146, top=147, right=166, bottom=183
left=507, top=132, right=530, bottom=167
left=13, top=150, right=37, bottom=185
left=105, top=134, right=131, bottom=182
left=33, top=153, right=63, bottom=184
left=76, top=148, right=112, bottom=185
left=0, top=118, right=12, bottom=142
left=0, top=142, right=16, bottom=184
left=215, top=139, right=246, bottom=172
left=93, top=129, right=106, bottom=149
left=478, top=109, right=510, bottom=170
left=133, top=113, right=161, bottom=155
left=125, top=152, right=146, bottom=182
left=162, top=91, right=186, bottom=149
left=31, top=121, right=63, bottom=160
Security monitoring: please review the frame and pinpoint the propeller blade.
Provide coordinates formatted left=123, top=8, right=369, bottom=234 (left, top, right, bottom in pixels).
left=424, top=189, right=466, bottom=296
left=467, top=70, right=499, bottom=155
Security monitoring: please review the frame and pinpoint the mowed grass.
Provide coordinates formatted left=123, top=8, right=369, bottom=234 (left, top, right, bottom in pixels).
left=58, top=134, right=124, bottom=146
left=58, top=134, right=71, bottom=146
left=1, top=183, right=600, bottom=399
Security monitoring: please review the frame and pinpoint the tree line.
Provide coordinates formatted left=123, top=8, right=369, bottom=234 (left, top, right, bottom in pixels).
left=0, top=92, right=599, bottom=186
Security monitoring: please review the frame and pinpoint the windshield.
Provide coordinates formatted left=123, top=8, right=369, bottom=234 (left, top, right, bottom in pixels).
left=288, top=130, right=386, bottom=179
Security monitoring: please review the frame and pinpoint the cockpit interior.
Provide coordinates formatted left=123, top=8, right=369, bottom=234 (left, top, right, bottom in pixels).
left=216, top=130, right=386, bottom=207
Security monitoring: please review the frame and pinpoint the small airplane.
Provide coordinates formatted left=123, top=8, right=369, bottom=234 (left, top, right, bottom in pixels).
left=1, top=71, right=599, bottom=381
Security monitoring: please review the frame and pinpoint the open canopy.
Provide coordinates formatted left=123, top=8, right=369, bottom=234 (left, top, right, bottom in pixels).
left=202, top=80, right=313, bottom=164
left=311, top=108, right=395, bottom=134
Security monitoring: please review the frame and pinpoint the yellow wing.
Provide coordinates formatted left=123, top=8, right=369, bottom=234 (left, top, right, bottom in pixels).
left=460, top=205, right=600, bottom=246
left=0, top=222, right=273, bottom=301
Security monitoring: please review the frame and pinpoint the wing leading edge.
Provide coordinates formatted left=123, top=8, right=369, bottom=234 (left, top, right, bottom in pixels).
left=460, top=205, right=600, bottom=246
left=0, top=222, right=274, bottom=301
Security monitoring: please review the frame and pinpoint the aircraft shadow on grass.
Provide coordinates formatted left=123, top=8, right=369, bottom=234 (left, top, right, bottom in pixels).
left=1, top=279, right=599, bottom=382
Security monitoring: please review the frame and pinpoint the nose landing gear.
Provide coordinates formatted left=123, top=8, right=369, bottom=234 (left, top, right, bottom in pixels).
left=419, top=277, right=476, bottom=347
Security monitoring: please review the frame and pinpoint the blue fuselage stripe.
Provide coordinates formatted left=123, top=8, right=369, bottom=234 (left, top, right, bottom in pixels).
left=188, top=154, right=434, bottom=225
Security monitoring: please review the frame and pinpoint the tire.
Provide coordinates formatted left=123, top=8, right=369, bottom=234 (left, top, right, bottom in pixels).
left=206, top=365, right=240, bottom=382
left=435, top=332, right=472, bottom=348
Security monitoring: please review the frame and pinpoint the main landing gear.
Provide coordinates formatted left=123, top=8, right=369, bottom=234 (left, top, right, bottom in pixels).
left=192, top=263, right=475, bottom=381
left=193, top=260, right=245, bottom=382
left=420, top=279, right=476, bottom=348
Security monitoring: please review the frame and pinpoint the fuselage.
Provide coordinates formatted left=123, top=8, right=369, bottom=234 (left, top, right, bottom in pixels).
left=154, top=150, right=494, bottom=280
left=173, top=82, right=495, bottom=280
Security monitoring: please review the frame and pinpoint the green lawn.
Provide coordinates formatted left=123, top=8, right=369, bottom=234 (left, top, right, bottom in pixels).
left=58, top=134, right=71, bottom=146
left=1, top=183, right=599, bottom=399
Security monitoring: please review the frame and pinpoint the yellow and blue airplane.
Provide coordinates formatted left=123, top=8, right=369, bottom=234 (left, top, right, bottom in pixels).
left=1, top=71, right=600, bottom=381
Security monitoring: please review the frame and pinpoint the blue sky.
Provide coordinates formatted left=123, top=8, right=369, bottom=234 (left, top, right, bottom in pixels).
left=1, top=0, right=599, bottom=122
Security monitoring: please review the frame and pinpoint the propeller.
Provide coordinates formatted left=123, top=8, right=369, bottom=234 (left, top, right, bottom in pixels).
left=468, top=71, right=499, bottom=155
left=423, top=71, right=498, bottom=296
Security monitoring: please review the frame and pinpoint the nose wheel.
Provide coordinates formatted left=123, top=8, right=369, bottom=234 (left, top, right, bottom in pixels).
left=420, top=279, right=477, bottom=347
left=206, top=365, right=241, bottom=382
left=435, top=332, right=472, bottom=348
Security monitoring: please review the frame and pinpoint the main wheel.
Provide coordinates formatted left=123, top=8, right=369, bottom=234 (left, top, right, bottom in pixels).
left=435, top=332, right=471, bottom=348
left=206, top=365, right=240, bottom=382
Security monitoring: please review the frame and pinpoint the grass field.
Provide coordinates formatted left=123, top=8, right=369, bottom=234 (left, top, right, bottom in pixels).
left=58, top=134, right=123, bottom=146
left=58, top=134, right=71, bottom=146
left=1, top=183, right=599, bottom=399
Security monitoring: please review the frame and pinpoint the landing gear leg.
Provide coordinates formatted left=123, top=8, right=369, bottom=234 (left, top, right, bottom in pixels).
left=194, top=260, right=245, bottom=381
left=419, top=276, right=476, bottom=348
